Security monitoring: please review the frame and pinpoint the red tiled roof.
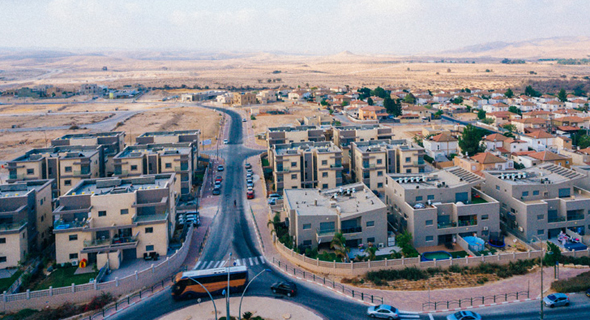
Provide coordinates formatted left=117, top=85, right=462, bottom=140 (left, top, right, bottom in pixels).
left=471, top=152, right=507, bottom=164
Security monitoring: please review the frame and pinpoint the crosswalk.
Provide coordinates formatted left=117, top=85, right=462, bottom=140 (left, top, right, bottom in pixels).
left=193, top=256, right=266, bottom=270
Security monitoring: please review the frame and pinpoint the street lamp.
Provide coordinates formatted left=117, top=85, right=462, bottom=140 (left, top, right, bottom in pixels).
left=531, top=236, right=546, bottom=320
left=226, top=253, right=234, bottom=320
left=238, top=269, right=272, bottom=320
left=187, top=277, right=218, bottom=320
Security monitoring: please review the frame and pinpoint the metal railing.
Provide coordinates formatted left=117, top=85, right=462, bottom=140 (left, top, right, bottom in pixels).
left=437, top=221, right=457, bottom=229
left=341, top=226, right=362, bottom=234
left=0, top=220, right=27, bottom=231
left=548, top=216, right=566, bottom=223
left=272, top=257, right=384, bottom=305
left=422, top=290, right=530, bottom=311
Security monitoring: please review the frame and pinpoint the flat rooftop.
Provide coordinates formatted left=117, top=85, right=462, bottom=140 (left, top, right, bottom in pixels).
left=284, top=183, right=385, bottom=218
left=388, top=167, right=482, bottom=190
left=486, top=164, right=585, bottom=185
left=116, top=145, right=191, bottom=158
left=13, top=147, right=99, bottom=162
left=0, top=180, right=51, bottom=198
left=335, top=124, right=381, bottom=131
left=54, top=132, right=123, bottom=140
left=268, top=125, right=320, bottom=132
left=274, top=142, right=340, bottom=156
left=353, top=139, right=406, bottom=153
left=67, top=174, right=173, bottom=196
left=137, top=130, right=200, bottom=137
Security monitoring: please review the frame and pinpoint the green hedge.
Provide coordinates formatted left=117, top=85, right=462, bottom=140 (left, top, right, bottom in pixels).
left=551, top=271, right=590, bottom=293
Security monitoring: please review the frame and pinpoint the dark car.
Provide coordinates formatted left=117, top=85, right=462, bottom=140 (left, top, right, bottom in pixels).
left=587, top=288, right=590, bottom=298
left=212, top=187, right=221, bottom=195
left=270, top=281, right=297, bottom=297
left=217, top=165, right=224, bottom=171
left=245, top=163, right=252, bottom=169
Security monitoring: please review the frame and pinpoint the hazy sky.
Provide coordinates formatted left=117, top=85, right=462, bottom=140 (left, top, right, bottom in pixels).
left=1, top=0, right=589, bottom=54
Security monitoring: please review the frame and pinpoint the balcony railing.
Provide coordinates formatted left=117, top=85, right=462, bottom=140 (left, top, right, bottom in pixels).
left=316, top=229, right=336, bottom=237
left=0, top=220, right=27, bottom=232
left=175, top=165, right=189, bottom=171
left=133, top=212, right=168, bottom=223
left=458, top=220, right=477, bottom=227
left=84, top=238, right=111, bottom=248
left=567, top=214, right=585, bottom=221
left=437, top=221, right=457, bottom=229
left=8, top=173, right=27, bottom=180
left=341, top=226, right=362, bottom=234
left=73, top=170, right=91, bottom=176
left=277, top=167, right=291, bottom=172
left=413, top=160, right=426, bottom=165
left=330, top=164, right=343, bottom=168
left=548, top=216, right=566, bottom=223
left=84, top=235, right=138, bottom=248
left=362, top=163, right=376, bottom=169
left=54, top=219, right=90, bottom=230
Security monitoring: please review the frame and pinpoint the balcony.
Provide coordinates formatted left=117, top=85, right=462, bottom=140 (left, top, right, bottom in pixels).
left=362, top=163, right=376, bottom=169
left=133, top=212, right=168, bottom=224
left=567, top=214, right=584, bottom=221
left=54, top=218, right=90, bottom=231
left=437, top=221, right=457, bottom=229
left=413, top=160, right=426, bottom=166
left=316, top=229, right=336, bottom=242
left=330, top=164, right=343, bottom=168
left=0, top=220, right=27, bottom=233
left=83, top=234, right=139, bottom=251
left=73, top=170, right=92, bottom=177
left=8, top=173, right=27, bottom=181
left=457, top=219, right=477, bottom=227
left=548, top=216, right=566, bottom=223
left=341, top=226, right=362, bottom=234
left=175, top=165, right=189, bottom=171
left=276, top=166, right=291, bottom=172
left=113, top=170, right=129, bottom=177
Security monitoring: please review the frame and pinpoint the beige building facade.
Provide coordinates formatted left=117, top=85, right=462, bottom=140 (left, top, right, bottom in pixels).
left=350, top=139, right=408, bottom=192
left=333, top=125, right=394, bottom=167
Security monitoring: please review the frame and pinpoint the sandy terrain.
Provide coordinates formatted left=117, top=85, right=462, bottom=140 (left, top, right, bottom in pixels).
left=114, top=106, right=222, bottom=144
left=0, top=129, right=88, bottom=162
left=0, top=102, right=165, bottom=115
left=0, top=113, right=114, bottom=130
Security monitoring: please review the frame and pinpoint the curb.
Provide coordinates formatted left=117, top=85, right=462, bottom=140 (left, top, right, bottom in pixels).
left=420, top=297, right=539, bottom=314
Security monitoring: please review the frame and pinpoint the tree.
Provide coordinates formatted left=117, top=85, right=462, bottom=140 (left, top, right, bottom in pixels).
left=341, top=101, right=349, bottom=107
left=503, top=123, right=517, bottom=133
left=458, top=125, right=485, bottom=157
left=451, top=96, right=463, bottom=104
left=505, top=88, right=514, bottom=98
left=403, top=93, right=416, bottom=104
left=434, top=110, right=443, bottom=119
left=477, top=109, right=486, bottom=120
left=367, top=246, right=378, bottom=261
left=383, top=97, right=401, bottom=116
left=395, top=231, right=419, bottom=258
left=508, top=106, right=522, bottom=115
left=481, top=118, right=494, bottom=125
left=320, top=99, right=329, bottom=106
left=371, top=86, right=388, bottom=99
left=330, top=232, right=350, bottom=262
left=357, top=87, right=371, bottom=100
left=367, top=97, right=374, bottom=106
left=577, top=135, right=590, bottom=149
left=525, top=85, right=541, bottom=97
left=558, top=88, right=568, bottom=102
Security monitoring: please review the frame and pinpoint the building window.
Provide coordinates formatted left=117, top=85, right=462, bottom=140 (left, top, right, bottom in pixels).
left=165, top=163, right=172, bottom=168
left=426, top=236, right=434, bottom=242
left=406, top=169, right=411, bottom=173
left=0, top=257, right=6, bottom=263
left=98, top=211, right=107, bottom=217
left=377, top=171, right=383, bottom=176
left=69, top=235, right=78, bottom=241
left=291, top=162, right=297, bottom=167
left=321, top=160, right=328, bottom=165
left=121, top=209, right=129, bottom=215
left=27, top=168, right=34, bottom=175
left=291, top=174, right=297, bottom=179
left=427, top=195, right=434, bottom=200
left=366, top=221, right=375, bottom=227
left=496, top=185, right=500, bottom=190
left=425, top=220, right=433, bottom=226
left=64, top=180, right=71, bottom=186
left=322, top=172, right=328, bottom=177
left=65, top=166, right=72, bottom=172
left=322, top=184, right=328, bottom=188
left=481, top=215, right=489, bottom=220
left=146, top=245, right=154, bottom=252
left=416, top=196, right=423, bottom=201
left=145, top=227, right=153, bottom=233
left=303, top=224, right=311, bottom=230
left=533, top=190, right=539, bottom=196
left=537, top=214, right=544, bottom=220
left=0, top=238, right=5, bottom=244
left=522, top=191, right=529, bottom=197
left=537, top=229, right=544, bottom=235
left=377, top=159, right=382, bottom=164
left=405, top=157, right=411, bottom=163
left=303, top=240, right=312, bottom=246
left=377, top=182, right=383, bottom=188
left=367, top=237, right=375, bottom=244
left=69, top=253, right=79, bottom=260
left=131, top=165, right=138, bottom=171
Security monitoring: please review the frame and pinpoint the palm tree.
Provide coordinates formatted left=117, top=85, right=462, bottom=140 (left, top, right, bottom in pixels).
left=367, top=246, right=378, bottom=261
left=330, top=232, right=349, bottom=262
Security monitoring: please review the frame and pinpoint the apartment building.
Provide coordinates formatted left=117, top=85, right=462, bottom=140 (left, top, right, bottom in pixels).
left=423, top=132, right=458, bottom=158
left=396, top=144, right=427, bottom=174
left=283, top=183, right=387, bottom=249
left=135, top=130, right=200, bottom=147
left=232, top=92, right=257, bottom=106
left=350, top=139, right=407, bottom=191
left=482, top=164, right=590, bottom=242
left=51, top=132, right=126, bottom=176
left=53, top=174, right=177, bottom=269
left=7, top=146, right=102, bottom=196
left=453, top=153, right=514, bottom=176
left=271, top=142, right=343, bottom=193
left=333, top=125, right=394, bottom=167
left=267, top=126, right=326, bottom=167
left=384, top=167, right=500, bottom=248
left=113, top=143, right=196, bottom=195
left=0, top=180, right=53, bottom=269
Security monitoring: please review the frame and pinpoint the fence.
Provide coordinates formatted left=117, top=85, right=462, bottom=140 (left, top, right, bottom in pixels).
left=271, top=257, right=384, bottom=305
left=274, top=239, right=590, bottom=277
left=422, top=290, right=530, bottom=311
left=0, top=226, right=194, bottom=313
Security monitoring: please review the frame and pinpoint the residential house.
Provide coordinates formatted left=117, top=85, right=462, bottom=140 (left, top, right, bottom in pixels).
left=514, top=151, right=572, bottom=168
left=520, top=130, right=556, bottom=151
left=423, top=132, right=458, bottom=158
left=453, top=153, right=513, bottom=176
left=232, top=92, right=257, bottom=106
left=358, top=105, right=387, bottom=121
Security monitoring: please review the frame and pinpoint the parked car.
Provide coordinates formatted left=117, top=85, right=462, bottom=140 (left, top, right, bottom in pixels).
left=217, top=165, right=224, bottom=171
left=270, top=281, right=297, bottom=297
left=366, top=304, right=399, bottom=319
left=446, top=311, right=481, bottom=320
left=247, top=181, right=254, bottom=188
left=247, top=190, right=255, bottom=199
left=246, top=172, right=252, bottom=179
left=268, top=193, right=282, bottom=200
left=214, top=181, right=221, bottom=188
left=223, top=139, right=229, bottom=144
left=247, top=168, right=253, bottom=174
left=268, top=198, right=277, bottom=205
left=543, top=293, right=570, bottom=308
left=212, top=187, right=221, bottom=195
left=242, top=118, right=247, bottom=122
left=245, top=163, right=252, bottom=169
left=247, top=185, right=253, bottom=191
left=586, top=288, right=590, bottom=298
left=246, top=178, right=253, bottom=184
left=215, top=176, right=223, bottom=182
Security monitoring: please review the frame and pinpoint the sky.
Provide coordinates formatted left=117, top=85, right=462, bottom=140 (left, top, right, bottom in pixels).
left=0, top=0, right=589, bottom=54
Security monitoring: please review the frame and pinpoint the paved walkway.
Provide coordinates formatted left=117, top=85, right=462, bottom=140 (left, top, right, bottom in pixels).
left=158, top=297, right=322, bottom=320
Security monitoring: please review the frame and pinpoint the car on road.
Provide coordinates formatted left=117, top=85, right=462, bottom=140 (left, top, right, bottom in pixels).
left=246, top=181, right=254, bottom=188
left=270, top=281, right=297, bottom=297
left=217, top=165, right=224, bottom=171
left=214, top=181, right=222, bottom=188
left=223, top=139, right=229, bottom=144
left=242, top=118, right=247, bottom=122
left=245, top=163, right=252, bottom=169
left=587, top=288, right=590, bottom=298
left=246, top=172, right=252, bottom=179
left=543, top=293, right=570, bottom=308
left=212, top=187, right=221, bottom=195
left=246, top=168, right=253, bottom=174
left=366, top=304, right=399, bottom=319
left=269, top=193, right=282, bottom=199
left=247, top=190, right=255, bottom=199
left=215, top=176, right=223, bottom=182
left=446, top=311, right=481, bottom=320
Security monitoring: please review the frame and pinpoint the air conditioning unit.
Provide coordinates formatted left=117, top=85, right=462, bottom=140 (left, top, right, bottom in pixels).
left=518, top=226, right=524, bottom=232
left=378, top=243, right=384, bottom=248
left=71, top=260, right=79, bottom=266
left=483, top=226, right=488, bottom=231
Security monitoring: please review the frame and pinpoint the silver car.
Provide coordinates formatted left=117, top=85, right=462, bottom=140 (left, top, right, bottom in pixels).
left=367, top=304, right=399, bottom=319
left=543, top=293, right=570, bottom=308
left=446, top=311, right=481, bottom=320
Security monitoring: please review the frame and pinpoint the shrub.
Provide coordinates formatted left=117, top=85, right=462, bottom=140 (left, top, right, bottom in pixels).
left=242, top=311, right=253, bottom=320
left=448, top=265, right=462, bottom=273
left=551, top=271, right=590, bottom=293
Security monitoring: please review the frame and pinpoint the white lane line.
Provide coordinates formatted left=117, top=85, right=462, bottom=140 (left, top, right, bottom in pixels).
left=193, top=261, right=202, bottom=270
left=254, top=257, right=259, bottom=265
left=249, top=257, right=253, bottom=265
left=206, top=261, right=215, bottom=269
left=219, top=260, right=227, bottom=268
left=214, top=261, right=221, bottom=268
left=259, top=256, right=266, bottom=264
left=235, top=259, right=241, bottom=266
left=428, top=314, right=434, bottom=320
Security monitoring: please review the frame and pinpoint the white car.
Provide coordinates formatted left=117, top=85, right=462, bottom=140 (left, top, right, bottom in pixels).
left=367, top=304, right=399, bottom=319
left=223, top=139, right=229, bottom=144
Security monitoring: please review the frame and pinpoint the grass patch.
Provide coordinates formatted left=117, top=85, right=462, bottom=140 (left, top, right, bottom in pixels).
left=551, top=271, right=590, bottom=293
left=261, top=158, right=270, bottom=167
left=0, top=269, right=23, bottom=292
left=33, top=267, right=97, bottom=290
left=471, top=197, right=488, bottom=204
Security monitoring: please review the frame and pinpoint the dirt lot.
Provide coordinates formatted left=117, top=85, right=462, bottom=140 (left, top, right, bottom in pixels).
left=0, top=113, right=114, bottom=130
left=341, top=272, right=501, bottom=291
left=114, top=106, right=222, bottom=144
left=0, top=102, right=164, bottom=115
left=0, top=129, right=88, bottom=162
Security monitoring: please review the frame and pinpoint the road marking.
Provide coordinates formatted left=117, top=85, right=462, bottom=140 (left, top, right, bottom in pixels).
left=254, top=257, right=259, bottom=265
left=398, top=315, right=420, bottom=319
left=259, top=256, right=265, bottom=264
left=193, top=261, right=202, bottom=270
left=219, top=260, right=226, bottom=268
left=428, top=314, right=434, bottom=320
left=249, top=257, right=253, bottom=265
left=214, top=261, right=221, bottom=268
left=205, top=261, right=214, bottom=269
left=235, top=259, right=241, bottom=266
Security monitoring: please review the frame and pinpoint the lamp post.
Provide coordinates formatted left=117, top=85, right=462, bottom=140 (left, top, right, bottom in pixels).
left=531, top=236, right=545, bottom=320
left=226, top=253, right=233, bottom=320
left=238, top=269, right=272, bottom=320
left=187, top=277, right=218, bottom=320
